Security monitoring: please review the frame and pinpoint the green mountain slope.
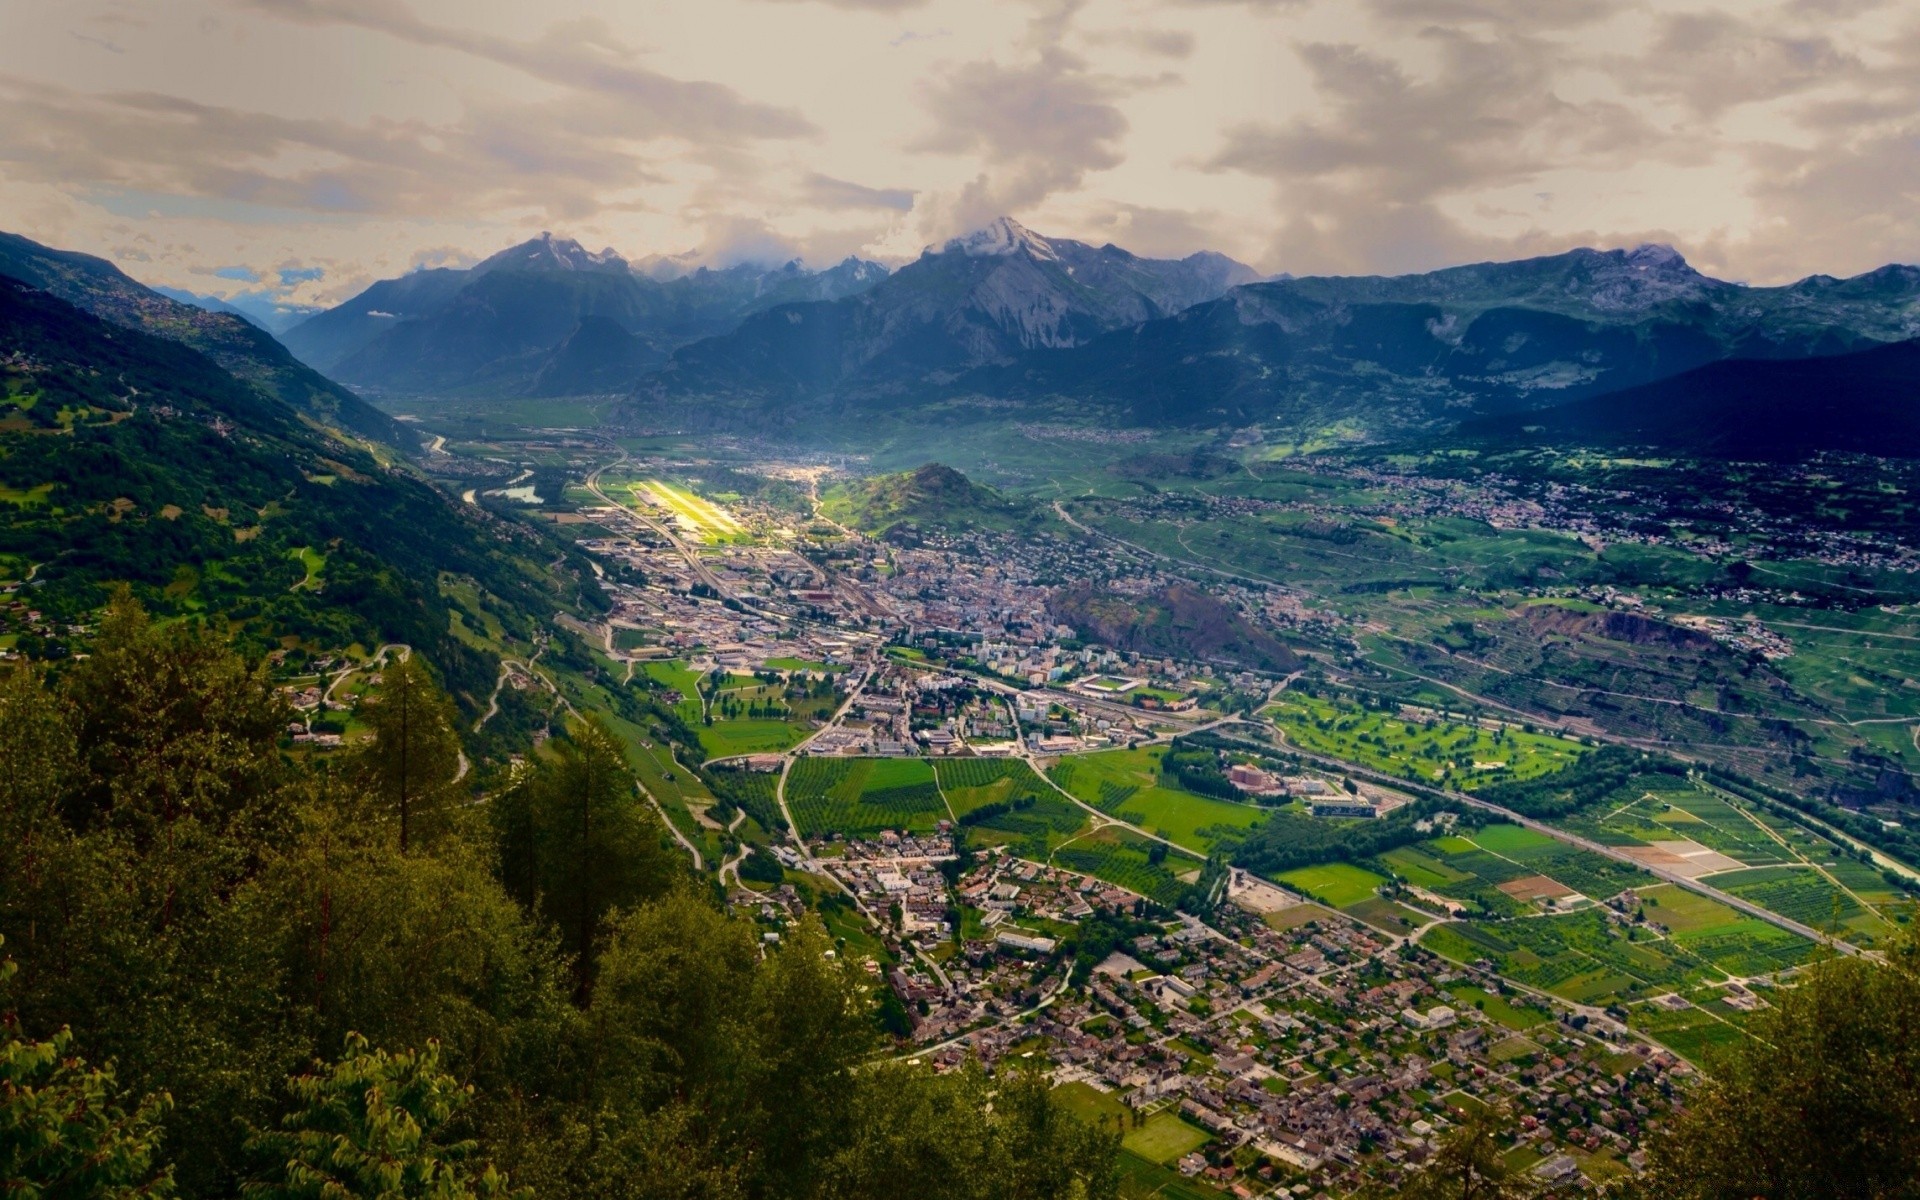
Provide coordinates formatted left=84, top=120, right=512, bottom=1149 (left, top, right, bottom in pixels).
left=819, top=463, right=1033, bottom=534
left=0, top=230, right=413, bottom=449
left=0, top=279, right=595, bottom=707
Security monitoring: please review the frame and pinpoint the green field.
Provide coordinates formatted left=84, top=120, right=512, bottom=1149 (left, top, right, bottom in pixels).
left=786, top=757, right=947, bottom=837
left=1053, top=1082, right=1128, bottom=1129
left=1266, top=691, right=1587, bottom=787
left=635, top=478, right=744, bottom=542
left=934, top=758, right=1051, bottom=818
left=1048, top=748, right=1267, bottom=853
left=964, top=791, right=1089, bottom=858
left=1422, top=897, right=1817, bottom=1008
left=1277, top=862, right=1387, bottom=908
left=1122, top=1112, right=1211, bottom=1165
left=1445, top=984, right=1549, bottom=1030
left=1706, top=865, right=1892, bottom=943
left=1054, top=826, right=1202, bottom=908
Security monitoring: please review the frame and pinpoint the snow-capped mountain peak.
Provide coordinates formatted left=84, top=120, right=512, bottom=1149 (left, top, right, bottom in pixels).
left=941, top=217, right=1059, bottom=262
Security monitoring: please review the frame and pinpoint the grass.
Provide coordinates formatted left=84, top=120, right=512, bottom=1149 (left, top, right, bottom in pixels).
left=1445, top=984, right=1549, bottom=1030
left=1266, top=691, right=1587, bottom=788
left=635, top=478, right=743, bottom=542
left=1054, top=1082, right=1128, bottom=1129
left=1122, top=1113, right=1211, bottom=1165
left=1047, top=748, right=1267, bottom=854
left=1277, top=863, right=1386, bottom=908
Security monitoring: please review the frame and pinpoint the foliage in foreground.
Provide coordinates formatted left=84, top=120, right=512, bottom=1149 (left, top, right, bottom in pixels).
left=0, top=597, right=1117, bottom=1199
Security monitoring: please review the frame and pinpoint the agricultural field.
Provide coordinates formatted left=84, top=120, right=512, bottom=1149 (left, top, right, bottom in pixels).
left=1277, top=863, right=1387, bottom=908
left=1422, top=889, right=1816, bottom=1016
left=963, top=791, right=1089, bottom=859
left=1551, top=779, right=1908, bottom=941
left=1264, top=691, right=1589, bottom=788
left=933, top=757, right=1051, bottom=819
left=1706, top=865, right=1893, bottom=944
left=633, top=478, right=745, bottom=543
left=786, top=757, right=947, bottom=837
left=1048, top=747, right=1268, bottom=854
left=706, top=765, right=786, bottom=834
left=1053, top=825, right=1203, bottom=909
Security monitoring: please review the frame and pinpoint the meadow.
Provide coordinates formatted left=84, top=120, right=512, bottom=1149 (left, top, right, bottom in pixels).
left=1048, top=747, right=1268, bottom=854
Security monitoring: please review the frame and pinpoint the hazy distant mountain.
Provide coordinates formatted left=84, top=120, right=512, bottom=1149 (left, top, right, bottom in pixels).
left=953, top=246, right=1920, bottom=432
left=632, top=217, right=1264, bottom=415
left=149, top=286, right=322, bottom=335
left=0, top=231, right=411, bottom=447
left=1460, top=337, right=1920, bottom=460
left=281, top=232, right=891, bottom=396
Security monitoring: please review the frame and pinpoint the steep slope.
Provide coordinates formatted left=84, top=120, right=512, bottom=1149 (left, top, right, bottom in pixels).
left=1459, top=337, right=1920, bottom=460
left=283, top=233, right=891, bottom=396
left=956, top=248, right=1920, bottom=433
left=1047, top=583, right=1299, bottom=673
left=0, top=231, right=412, bottom=448
left=0, top=279, right=596, bottom=706
left=631, top=217, right=1262, bottom=416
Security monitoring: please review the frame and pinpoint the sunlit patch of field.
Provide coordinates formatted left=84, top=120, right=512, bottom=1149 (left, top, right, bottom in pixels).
left=634, top=479, right=742, bottom=540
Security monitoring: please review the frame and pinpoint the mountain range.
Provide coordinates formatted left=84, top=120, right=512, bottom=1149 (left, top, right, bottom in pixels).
left=0, top=273, right=594, bottom=705
left=939, top=244, right=1920, bottom=434
left=1461, top=336, right=1920, bottom=459
left=633, top=217, right=1264, bottom=422
left=608, top=230, right=1918, bottom=440
left=281, top=232, right=890, bottom=396
left=0, top=231, right=410, bottom=447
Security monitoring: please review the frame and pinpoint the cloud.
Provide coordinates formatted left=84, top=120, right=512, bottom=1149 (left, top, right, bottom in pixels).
left=1205, top=26, right=1663, bottom=273
left=1613, top=10, right=1863, bottom=117
left=211, top=264, right=260, bottom=281
left=1082, top=27, right=1195, bottom=58
left=747, top=0, right=929, bottom=9
left=913, top=0, right=1137, bottom=235
left=800, top=173, right=916, bottom=211
left=236, top=1, right=814, bottom=143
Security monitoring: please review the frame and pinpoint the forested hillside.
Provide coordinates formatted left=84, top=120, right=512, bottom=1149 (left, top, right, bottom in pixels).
left=0, top=603, right=1118, bottom=1199
left=0, top=280, right=596, bottom=708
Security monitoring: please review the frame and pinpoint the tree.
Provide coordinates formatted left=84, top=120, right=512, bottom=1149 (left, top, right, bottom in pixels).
left=1639, top=926, right=1920, bottom=1199
left=246, top=1033, right=524, bottom=1200
left=494, top=716, right=675, bottom=1000
left=0, top=938, right=176, bottom=1200
left=357, top=655, right=464, bottom=853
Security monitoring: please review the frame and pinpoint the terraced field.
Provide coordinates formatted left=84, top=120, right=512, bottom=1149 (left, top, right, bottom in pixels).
left=787, top=757, right=947, bottom=837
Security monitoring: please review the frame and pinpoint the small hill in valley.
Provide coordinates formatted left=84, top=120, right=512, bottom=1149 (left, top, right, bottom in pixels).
left=819, top=463, right=1030, bottom=535
left=1047, top=582, right=1300, bottom=673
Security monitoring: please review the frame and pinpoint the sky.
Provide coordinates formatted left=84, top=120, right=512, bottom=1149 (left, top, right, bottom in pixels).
left=3, top=0, right=1918, bottom=312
